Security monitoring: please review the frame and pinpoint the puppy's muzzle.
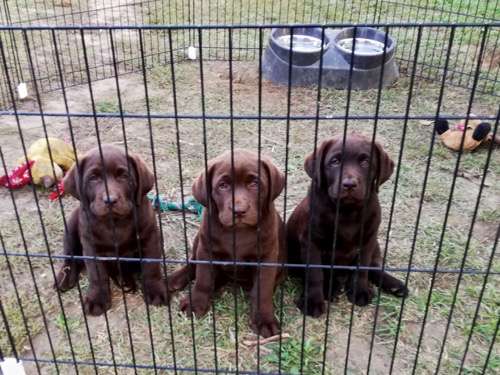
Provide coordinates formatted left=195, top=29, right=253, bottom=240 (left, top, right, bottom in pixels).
left=230, top=203, right=249, bottom=219
left=103, top=193, right=118, bottom=206
left=342, top=177, right=358, bottom=192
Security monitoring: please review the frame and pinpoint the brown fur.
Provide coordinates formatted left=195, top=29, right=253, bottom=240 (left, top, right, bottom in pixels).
left=168, top=149, right=286, bottom=337
left=54, top=145, right=167, bottom=315
left=287, top=134, right=408, bottom=317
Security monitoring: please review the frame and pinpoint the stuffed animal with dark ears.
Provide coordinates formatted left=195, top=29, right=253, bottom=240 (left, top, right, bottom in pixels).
left=434, top=116, right=499, bottom=152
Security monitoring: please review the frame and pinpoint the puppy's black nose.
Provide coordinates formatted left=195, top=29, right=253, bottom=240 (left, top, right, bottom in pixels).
left=232, top=206, right=247, bottom=218
left=103, top=194, right=118, bottom=205
left=342, top=179, right=357, bottom=190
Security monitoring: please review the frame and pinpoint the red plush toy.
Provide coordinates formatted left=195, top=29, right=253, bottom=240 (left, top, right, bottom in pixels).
left=0, top=137, right=75, bottom=200
left=0, top=160, right=35, bottom=189
left=0, top=160, right=65, bottom=201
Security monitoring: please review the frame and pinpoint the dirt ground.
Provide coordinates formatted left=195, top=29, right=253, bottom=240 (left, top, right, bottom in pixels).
left=0, top=56, right=499, bottom=375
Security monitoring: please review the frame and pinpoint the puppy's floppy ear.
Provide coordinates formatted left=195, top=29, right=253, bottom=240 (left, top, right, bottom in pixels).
left=261, top=156, right=285, bottom=204
left=192, top=162, right=216, bottom=207
left=128, top=153, right=155, bottom=205
left=63, top=155, right=86, bottom=200
left=374, top=141, right=394, bottom=189
left=304, top=138, right=336, bottom=188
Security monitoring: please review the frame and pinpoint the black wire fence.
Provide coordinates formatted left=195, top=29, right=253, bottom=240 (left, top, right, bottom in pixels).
left=0, top=0, right=499, bottom=110
left=0, top=2, right=499, bottom=375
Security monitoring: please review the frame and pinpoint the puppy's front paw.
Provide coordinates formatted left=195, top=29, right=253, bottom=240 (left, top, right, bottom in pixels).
left=84, top=290, right=111, bottom=316
left=388, top=282, right=409, bottom=298
left=250, top=314, right=280, bottom=338
left=296, top=293, right=325, bottom=318
left=179, top=295, right=210, bottom=318
left=144, top=280, right=169, bottom=306
left=347, top=285, right=374, bottom=306
left=54, top=264, right=79, bottom=292
left=167, top=266, right=191, bottom=293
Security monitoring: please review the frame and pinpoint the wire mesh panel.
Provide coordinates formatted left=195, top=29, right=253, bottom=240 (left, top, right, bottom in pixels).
left=0, top=21, right=499, bottom=374
left=0, top=0, right=187, bottom=108
left=186, top=1, right=499, bottom=94
left=1, top=1, right=499, bottom=111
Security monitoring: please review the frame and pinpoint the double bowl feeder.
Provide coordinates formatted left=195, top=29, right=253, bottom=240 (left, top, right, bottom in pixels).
left=262, top=27, right=398, bottom=89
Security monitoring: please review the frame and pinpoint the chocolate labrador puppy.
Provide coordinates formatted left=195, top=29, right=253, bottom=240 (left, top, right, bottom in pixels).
left=287, top=134, right=408, bottom=317
left=168, top=149, right=285, bottom=337
left=54, top=144, right=168, bottom=315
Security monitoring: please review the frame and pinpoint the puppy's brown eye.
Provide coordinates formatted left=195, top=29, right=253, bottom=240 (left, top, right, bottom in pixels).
left=248, top=178, right=259, bottom=188
left=329, top=158, right=341, bottom=167
left=218, top=182, right=230, bottom=190
left=360, top=156, right=370, bottom=167
left=117, top=170, right=130, bottom=179
left=88, top=174, right=100, bottom=182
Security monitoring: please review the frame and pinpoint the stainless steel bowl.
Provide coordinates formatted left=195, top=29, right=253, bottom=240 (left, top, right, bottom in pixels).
left=336, top=37, right=386, bottom=56
left=333, top=27, right=396, bottom=69
left=270, top=27, right=330, bottom=66
left=275, top=34, right=326, bottom=54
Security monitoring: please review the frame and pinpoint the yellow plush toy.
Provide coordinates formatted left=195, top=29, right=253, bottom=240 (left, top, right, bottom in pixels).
left=18, top=138, right=76, bottom=188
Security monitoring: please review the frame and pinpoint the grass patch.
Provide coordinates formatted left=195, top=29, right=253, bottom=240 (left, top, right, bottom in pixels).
left=1, top=46, right=498, bottom=374
left=376, top=295, right=405, bottom=341
left=95, top=100, right=119, bottom=113
left=478, top=208, right=500, bottom=223
left=264, top=338, right=323, bottom=375
left=448, top=347, right=500, bottom=375
left=0, top=288, right=47, bottom=352
left=55, top=312, right=81, bottom=333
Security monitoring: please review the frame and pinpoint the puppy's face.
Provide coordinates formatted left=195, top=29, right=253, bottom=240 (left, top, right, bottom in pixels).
left=323, top=138, right=377, bottom=204
left=212, top=162, right=261, bottom=227
left=83, top=150, right=135, bottom=217
left=64, top=145, right=154, bottom=219
left=305, top=134, right=394, bottom=206
left=193, top=149, right=284, bottom=228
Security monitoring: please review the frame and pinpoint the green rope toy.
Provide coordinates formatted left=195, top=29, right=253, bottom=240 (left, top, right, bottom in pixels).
left=147, top=192, right=204, bottom=220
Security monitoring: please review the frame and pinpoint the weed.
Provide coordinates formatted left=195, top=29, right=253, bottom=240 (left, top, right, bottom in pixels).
left=376, top=295, right=405, bottom=341
left=478, top=208, right=500, bottom=223
left=264, top=338, right=323, bottom=374
left=95, top=100, right=119, bottom=113
left=55, top=312, right=80, bottom=333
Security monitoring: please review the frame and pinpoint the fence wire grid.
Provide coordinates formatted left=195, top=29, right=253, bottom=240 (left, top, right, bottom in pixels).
left=0, top=0, right=499, bottom=109
left=0, top=1, right=499, bottom=375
